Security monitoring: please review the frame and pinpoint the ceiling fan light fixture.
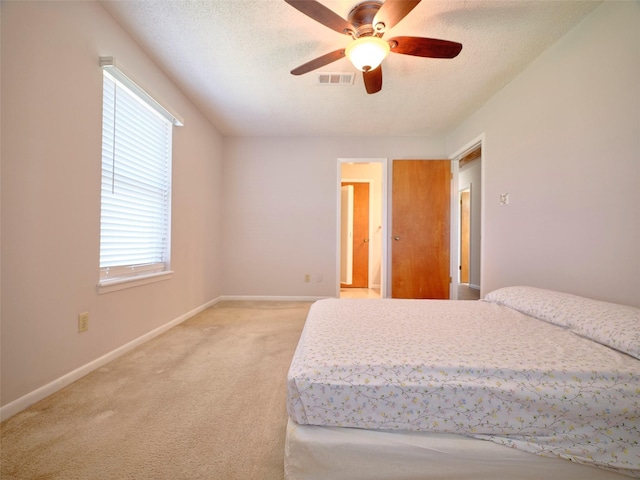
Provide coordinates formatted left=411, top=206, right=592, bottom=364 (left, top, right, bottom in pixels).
left=345, top=36, right=390, bottom=72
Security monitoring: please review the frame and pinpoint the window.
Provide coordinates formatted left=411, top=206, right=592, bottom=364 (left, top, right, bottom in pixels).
left=98, top=58, right=182, bottom=293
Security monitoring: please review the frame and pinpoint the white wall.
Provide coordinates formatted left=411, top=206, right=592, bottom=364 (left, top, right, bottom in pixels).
left=447, top=1, right=640, bottom=307
left=1, top=1, right=224, bottom=410
left=221, top=136, right=446, bottom=297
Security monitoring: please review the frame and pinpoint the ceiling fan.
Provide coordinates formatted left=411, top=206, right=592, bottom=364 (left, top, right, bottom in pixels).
left=285, top=0, right=462, bottom=94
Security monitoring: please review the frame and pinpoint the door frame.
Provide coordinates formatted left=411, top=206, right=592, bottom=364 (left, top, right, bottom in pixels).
left=336, top=158, right=388, bottom=298
left=449, top=133, right=485, bottom=299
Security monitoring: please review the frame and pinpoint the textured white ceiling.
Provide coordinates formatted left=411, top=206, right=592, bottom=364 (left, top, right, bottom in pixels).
left=100, top=0, right=600, bottom=137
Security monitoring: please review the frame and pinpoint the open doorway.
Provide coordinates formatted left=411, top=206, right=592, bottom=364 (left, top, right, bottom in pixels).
left=340, top=182, right=369, bottom=289
left=457, top=146, right=481, bottom=300
left=337, top=159, right=386, bottom=298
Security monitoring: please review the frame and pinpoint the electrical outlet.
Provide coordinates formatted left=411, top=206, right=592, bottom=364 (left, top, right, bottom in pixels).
left=304, top=274, right=311, bottom=283
left=78, top=312, right=89, bottom=333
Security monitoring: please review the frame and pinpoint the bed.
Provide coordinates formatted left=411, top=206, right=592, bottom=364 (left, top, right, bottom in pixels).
left=285, top=286, right=640, bottom=479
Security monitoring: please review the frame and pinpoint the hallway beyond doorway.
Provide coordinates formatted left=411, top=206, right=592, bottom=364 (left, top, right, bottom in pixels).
left=458, top=284, right=480, bottom=300
left=340, top=288, right=380, bottom=299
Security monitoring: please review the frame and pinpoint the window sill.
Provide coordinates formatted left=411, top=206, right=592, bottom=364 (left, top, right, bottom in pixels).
left=97, top=271, right=173, bottom=295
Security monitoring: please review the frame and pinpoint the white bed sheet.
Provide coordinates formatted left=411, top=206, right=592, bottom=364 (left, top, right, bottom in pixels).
left=285, top=419, right=628, bottom=480
left=287, top=298, right=640, bottom=476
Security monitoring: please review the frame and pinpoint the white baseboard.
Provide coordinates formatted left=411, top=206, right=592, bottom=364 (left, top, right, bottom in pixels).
left=0, top=296, right=222, bottom=422
left=219, top=295, right=327, bottom=302
left=469, top=284, right=481, bottom=291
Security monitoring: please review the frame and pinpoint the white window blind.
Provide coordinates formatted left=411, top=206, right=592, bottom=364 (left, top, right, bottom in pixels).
left=99, top=66, right=178, bottom=287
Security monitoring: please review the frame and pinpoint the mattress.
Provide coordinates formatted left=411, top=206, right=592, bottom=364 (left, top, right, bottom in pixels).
left=286, top=293, right=640, bottom=477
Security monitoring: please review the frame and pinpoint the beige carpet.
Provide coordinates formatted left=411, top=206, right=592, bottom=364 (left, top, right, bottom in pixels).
left=1, top=301, right=311, bottom=480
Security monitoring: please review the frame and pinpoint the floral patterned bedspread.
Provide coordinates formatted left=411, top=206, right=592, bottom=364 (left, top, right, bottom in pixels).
left=286, top=298, right=640, bottom=477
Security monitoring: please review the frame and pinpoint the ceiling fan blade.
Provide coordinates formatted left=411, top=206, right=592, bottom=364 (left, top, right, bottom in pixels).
left=291, top=49, right=346, bottom=75
left=373, top=0, right=421, bottom=31
left=389, top=36, right=462, bottom=58
left=285, top=0, right=354, bottom=35
left=363, top=66, right=383, bottom=94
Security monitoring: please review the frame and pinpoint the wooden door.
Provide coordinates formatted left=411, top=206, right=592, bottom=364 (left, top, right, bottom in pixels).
left=341, top=182, right=369, bottom=288
left=460, top=190, right=470, bottom=283
left=392, top=160, right=450, bottom=299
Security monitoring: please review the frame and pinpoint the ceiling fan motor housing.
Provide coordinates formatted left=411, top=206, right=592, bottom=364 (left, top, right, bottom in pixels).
left=347, top=1, right=384, bottom=37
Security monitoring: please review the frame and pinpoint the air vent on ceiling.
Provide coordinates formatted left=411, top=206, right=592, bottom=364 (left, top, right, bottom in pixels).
left=317, top=73, right=355, bottom=86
